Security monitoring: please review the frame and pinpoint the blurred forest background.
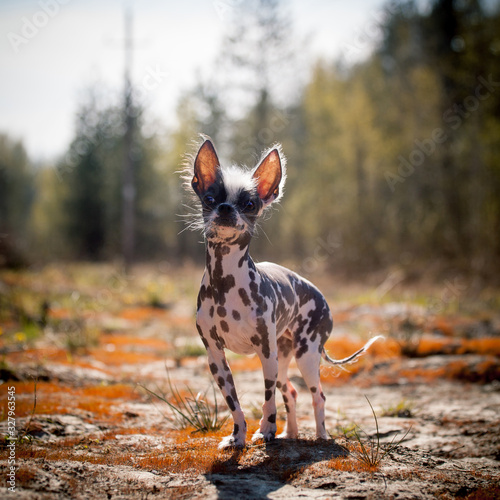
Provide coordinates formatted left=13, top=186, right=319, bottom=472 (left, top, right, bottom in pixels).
left=1, top=0, right=500, bottom=282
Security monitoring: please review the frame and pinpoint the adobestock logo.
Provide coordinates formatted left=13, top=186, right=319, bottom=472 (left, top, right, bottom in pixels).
left=7, top=0, right=72, bottom=54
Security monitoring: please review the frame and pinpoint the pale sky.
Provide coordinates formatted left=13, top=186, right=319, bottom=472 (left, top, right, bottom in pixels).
left=0, top=0, right=389, bottom=161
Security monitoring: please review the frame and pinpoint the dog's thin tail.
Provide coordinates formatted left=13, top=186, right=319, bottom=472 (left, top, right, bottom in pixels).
left=321, top=335, right=384, bottom=366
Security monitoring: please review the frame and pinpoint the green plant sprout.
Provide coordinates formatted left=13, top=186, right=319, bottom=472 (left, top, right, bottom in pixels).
left=141, top=369, right=229, bottom=433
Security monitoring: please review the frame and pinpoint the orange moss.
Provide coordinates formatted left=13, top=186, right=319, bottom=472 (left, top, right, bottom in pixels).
left=416, top=337, right=456, bottom=356
left=81, top=383, right=142, bottom=400
left=460, top=338, right=500, bottom=356
left=89, top=347, right=163, bottom=366
left=431, top=317, right=456, bottom=336
left=119, top=307, right=168, bottom=321
left=162, top=420, right=262, bottom=446
left=328, top=456, right=378, bottom=473
left=0, top=381, right=143, bottom=421
left=12, top=425, right=251, bottom=475
left=397, top=333, right=500, bottom=358
left=15, top=446, right=131, bottom=465
left=398, top=360, right=469, bottom=382
left=135, top=444, right=231, bottom=473
left=16, top=464, right=38, bottom=485
left=10, top=422, right=384, bottom=481
left=398, top=365, right=446, bottom=382
left=100, top=334, right=170, bottom=350
left=0, top=381, right=68, bottom=417
left=396, top=356, right=499, bottom=384
left=2, top=348, right=117, bottom=378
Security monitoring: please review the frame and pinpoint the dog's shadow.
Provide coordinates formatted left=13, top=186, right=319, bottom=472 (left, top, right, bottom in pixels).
left=205, top=437, right=348, bottom=499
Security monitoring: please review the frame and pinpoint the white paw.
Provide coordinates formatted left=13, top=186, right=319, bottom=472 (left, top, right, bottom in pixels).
left=251, top=430, right=276, bottom=443
left=218, top=434, right=245, bottom=450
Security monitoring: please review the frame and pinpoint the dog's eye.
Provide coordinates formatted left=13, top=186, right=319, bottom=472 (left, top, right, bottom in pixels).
left=244, top=200, right=255, bottom=212
left=204, top=195, right=216, bottom=207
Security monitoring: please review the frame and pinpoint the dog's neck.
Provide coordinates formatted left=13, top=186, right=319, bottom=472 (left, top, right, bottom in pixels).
left=205, top=235, right=255, bottom=296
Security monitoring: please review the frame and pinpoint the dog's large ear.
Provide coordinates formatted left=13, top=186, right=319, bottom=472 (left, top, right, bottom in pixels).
left=253, top=147, right=285, bottom=206
left=192, top=140, right=220, bottom=196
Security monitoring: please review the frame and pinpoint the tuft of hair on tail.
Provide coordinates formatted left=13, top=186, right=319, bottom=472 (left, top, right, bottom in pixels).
left=322, top=336, right=384, bottom=366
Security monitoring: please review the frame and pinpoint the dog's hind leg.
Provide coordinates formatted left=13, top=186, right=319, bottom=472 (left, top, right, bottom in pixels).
left=295, top=349, right=329, bottom=440
left=276, top=335, right=299, bottom=439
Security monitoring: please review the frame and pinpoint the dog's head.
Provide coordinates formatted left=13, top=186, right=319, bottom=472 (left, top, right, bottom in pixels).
left=187, top=138, right=286, bottom=244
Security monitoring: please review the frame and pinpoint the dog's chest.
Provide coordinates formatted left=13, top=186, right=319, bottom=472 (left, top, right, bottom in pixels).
left=197, top=266, right=279, bottom=355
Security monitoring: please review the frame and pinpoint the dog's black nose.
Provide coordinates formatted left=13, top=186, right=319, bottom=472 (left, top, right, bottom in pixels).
left=217, top=203, right=233, bottom=217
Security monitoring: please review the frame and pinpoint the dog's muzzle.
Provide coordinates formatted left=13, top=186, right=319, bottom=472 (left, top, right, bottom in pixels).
left=214, top=203, right=238, bottom=227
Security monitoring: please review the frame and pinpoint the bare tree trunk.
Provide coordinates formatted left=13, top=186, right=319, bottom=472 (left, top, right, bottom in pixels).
left=121, top=8, right=135, bottom=272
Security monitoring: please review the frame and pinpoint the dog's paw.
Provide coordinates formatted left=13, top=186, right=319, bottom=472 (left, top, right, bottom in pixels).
left=315, top=432, right=330, bottom=440
left=251, top=430, right=276, bottom=443
left=218, top=435, right=245, bottom=450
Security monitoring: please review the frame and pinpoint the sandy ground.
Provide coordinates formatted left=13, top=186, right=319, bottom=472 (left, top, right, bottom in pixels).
left=1, top=355, right=499, bottom=500
left=0, top=265, right=499, bottom=499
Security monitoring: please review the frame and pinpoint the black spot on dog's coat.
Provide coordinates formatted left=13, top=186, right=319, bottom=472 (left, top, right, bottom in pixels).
left=238, top=288, right=251, bottom=306
left=226, top=395, right=236, bottom=412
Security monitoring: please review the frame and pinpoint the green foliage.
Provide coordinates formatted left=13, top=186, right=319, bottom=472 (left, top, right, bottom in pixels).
left=380, top=399, right=416, bottom=419
left=0, top=135, right=33, bottom=267
left=284, top=0, right=500, bottom=274
left=55, top=87, right=173, bottom=261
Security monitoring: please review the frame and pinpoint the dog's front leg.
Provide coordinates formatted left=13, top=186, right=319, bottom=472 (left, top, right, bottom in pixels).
left=204, top=343, right=247, bottom=449
left=252, top=344, right=279, bottom=443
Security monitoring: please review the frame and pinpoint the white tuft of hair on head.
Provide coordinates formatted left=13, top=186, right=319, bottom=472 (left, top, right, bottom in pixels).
left=220, top=165, right=257, bottom=203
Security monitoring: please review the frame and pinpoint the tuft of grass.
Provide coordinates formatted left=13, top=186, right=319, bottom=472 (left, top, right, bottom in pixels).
left=345, top=396, right=411, bottom=469
left=141, top=370, right=229, bottom=433
left=62, top=322, right=99, bottom=356
left=380, top=399, right=415, bottom=418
